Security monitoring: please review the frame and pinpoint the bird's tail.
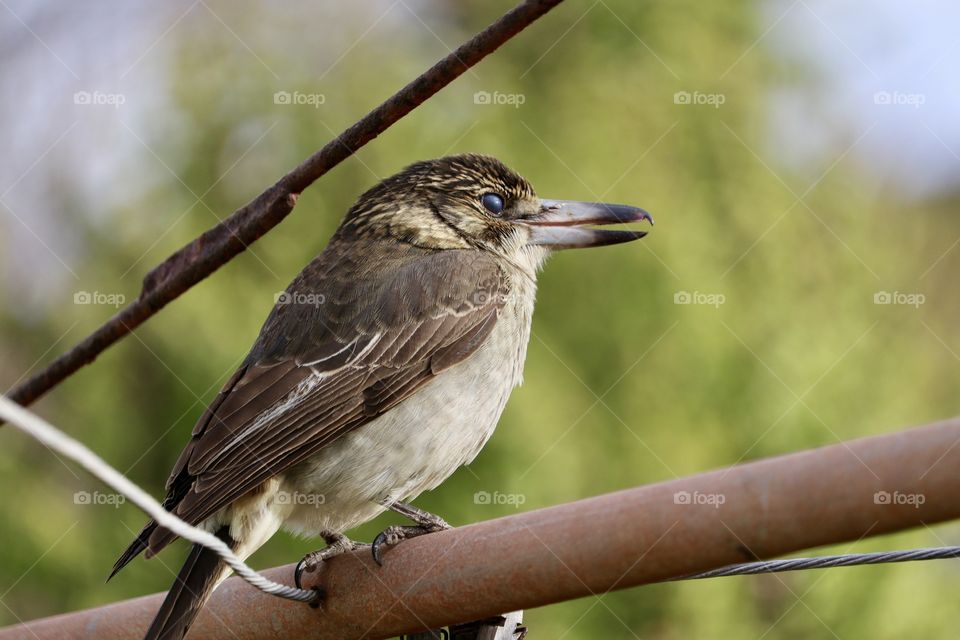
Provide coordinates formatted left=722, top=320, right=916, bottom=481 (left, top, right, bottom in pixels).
left=143, top=527, right=234, bottom=640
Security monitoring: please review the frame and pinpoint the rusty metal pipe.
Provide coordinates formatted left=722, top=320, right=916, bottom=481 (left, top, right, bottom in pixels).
left=5, top=417, right=959, bottom=639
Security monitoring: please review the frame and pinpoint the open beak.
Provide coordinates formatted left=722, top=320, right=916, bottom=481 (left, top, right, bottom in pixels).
left=523, top=199, right=654, bottom=249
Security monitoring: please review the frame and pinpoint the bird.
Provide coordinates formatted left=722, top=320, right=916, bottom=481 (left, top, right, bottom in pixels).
left=109, top=153, right=652, bottom=640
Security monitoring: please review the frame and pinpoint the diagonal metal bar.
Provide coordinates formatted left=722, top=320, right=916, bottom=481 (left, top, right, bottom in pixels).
left=4, top=0, right=565, bottom=411
left=5, top=416, right=959, bottom=639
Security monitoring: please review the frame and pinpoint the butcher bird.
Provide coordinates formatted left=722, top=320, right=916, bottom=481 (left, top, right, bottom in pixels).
left=110, top=153, right=653, bottom=640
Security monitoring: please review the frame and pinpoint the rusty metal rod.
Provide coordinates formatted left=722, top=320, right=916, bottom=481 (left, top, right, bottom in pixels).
left=5, top=417, right=959, bottom=639
left=4, top=0, right=565, bottom=411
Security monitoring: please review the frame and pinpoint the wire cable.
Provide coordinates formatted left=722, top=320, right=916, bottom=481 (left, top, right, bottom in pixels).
left=673, top=546, right=960, bottom=580
left=0, top=395, right=319, bottom=604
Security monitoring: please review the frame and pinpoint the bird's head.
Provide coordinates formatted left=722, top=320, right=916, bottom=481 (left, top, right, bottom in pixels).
left=338, top=153, right=652, bottom=272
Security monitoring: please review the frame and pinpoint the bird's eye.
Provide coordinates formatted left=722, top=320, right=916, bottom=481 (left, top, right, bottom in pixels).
left=481, top=193, right=505, bottom=215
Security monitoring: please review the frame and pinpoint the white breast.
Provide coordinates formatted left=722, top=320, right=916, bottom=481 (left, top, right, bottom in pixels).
left=281, top=274, right=537, bottom=537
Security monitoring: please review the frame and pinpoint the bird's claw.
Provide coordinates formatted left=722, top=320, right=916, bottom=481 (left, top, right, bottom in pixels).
left=294, top=533, right=368, bottom=590
left=371, top=525, right=402, bottom=566
left=294, top=550, right=322, bottom=590
left=371, top=520, right=450, bottom=566
left=293, top=559, right=325, bottom=608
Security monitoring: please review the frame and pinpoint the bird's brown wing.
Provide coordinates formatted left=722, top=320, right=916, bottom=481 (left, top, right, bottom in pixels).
left=116, top=243, right=509, bottom=565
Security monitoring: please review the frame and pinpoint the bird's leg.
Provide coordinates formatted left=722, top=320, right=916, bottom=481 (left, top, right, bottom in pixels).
left=371, top=500, right=452, bottom=566
left=387, top=500, right=451, bottom=528
left=294, top=530, right=370, bottom=589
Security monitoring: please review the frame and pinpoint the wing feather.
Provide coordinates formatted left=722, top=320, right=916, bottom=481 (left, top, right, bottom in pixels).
left=137, top=243, right=509, bottom=557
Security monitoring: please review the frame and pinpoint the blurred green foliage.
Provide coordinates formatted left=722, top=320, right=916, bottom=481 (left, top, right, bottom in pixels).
left=2, top=1, right=959, bottom=637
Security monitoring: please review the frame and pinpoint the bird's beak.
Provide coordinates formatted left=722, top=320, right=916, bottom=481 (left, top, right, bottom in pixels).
left=523, top=199, right=654, bottom=249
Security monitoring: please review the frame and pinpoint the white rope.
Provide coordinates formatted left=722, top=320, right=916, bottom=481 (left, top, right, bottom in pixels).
left=0, top=395, right=318, bottom=604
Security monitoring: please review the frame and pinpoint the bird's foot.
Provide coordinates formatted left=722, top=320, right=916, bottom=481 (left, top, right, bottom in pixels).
left=371, top=502, right=451, bottom=566
left=294, top=531, right=369, bottom=589
left=371, top=524, right=447, bottom=566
